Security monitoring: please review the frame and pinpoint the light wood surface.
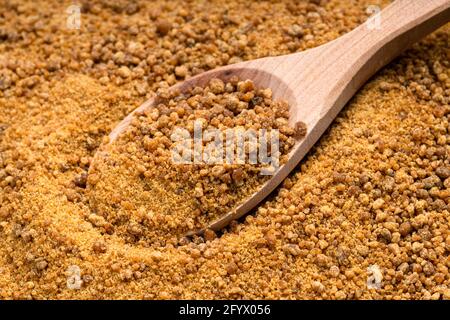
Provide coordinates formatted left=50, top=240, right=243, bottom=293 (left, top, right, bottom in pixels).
left=93, top=0, right=450, bottom=235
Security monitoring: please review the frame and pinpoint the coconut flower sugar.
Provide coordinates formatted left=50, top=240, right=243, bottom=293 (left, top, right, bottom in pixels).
left=0, top=0, right=449, bottom=300
left=88, top=77, right=305, bottom=246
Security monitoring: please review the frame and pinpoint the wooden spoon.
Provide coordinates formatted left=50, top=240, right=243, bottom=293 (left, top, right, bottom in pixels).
left=92, top=0, right=450, bottom=235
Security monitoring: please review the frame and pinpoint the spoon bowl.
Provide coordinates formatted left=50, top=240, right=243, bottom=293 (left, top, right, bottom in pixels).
left=107, top=62, right=300, bottom=143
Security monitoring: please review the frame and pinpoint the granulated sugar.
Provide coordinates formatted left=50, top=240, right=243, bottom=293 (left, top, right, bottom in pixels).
left=0, top=0, right=449, bottom=299
left=89, top=77, right=302, bottom=246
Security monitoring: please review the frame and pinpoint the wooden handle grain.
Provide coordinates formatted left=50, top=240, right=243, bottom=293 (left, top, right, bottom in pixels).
left=318, top=0, right=450, bottom=119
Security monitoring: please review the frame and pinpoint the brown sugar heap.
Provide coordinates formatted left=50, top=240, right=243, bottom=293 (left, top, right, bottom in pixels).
left=0, top=0, right=449, bottom=300
left=88, top=77, right=300, bottom=246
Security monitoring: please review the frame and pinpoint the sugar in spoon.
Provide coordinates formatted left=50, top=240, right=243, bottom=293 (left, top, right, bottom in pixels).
left=91, top=0, right=450, bottom=235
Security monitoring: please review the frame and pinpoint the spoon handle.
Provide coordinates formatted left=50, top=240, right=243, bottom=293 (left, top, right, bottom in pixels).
left=316, top=0, right=450, bottom=119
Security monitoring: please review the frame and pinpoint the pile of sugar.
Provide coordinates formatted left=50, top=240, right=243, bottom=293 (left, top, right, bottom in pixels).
left=88, top=77, right=302, bottom=245
left=0, top=0, right=449, bottom=299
